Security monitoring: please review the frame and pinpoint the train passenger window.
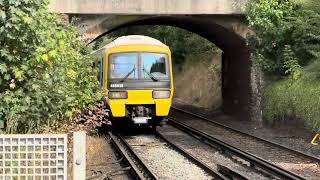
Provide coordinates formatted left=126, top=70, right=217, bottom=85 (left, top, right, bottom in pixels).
left=97, top=56, right=103, bottom=86
left=109, top=53, right=138, bottom=79
left=141, top=53, right=169, bottom=79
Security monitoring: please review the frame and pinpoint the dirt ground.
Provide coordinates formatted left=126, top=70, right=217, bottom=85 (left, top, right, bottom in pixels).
left=44, top=102, right=132, bottom=179
left=86, top=135, right=131, bottom=180
left=51, top=128, right=131, bottom=180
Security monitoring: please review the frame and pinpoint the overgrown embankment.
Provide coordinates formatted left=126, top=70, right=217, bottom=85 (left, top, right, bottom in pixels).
left=264, top=63, right=320, bottom=132
left=246, top=0, right=320, bottom=132
left=173, top=53, right=222, bottom=109
left=0, top=0, right=100, bottom=133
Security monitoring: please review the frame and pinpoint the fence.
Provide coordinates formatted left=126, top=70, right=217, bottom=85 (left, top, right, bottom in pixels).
left=0, top=134, right=68, bottom=180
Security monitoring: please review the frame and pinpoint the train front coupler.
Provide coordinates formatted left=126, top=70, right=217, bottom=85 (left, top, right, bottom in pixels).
left=130, top=105, right=152, bottom=124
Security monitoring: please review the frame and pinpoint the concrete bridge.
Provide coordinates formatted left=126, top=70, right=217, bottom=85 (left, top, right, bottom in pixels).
left=50, top=0, right=246, bottom=15
left=49, top=0, right=262, bottom=123
left=50, top=0, right=247, bottom=39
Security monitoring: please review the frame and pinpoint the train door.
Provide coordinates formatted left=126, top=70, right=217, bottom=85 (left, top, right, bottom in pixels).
left=97, top=55, right=104, bottom=87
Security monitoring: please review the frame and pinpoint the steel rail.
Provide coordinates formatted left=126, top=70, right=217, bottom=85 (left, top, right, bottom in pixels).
left=171, top=106, right=320, bottom=163
left=108, top=131, right=158, bottom=180
left=155, top=131, right=232, bottom=180
left=216, top=164, right=249, bottom=180
left=168, top=118, right=305, bottom=180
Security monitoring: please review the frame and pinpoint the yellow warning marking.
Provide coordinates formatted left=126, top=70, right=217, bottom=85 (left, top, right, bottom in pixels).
left=311, top=133, right=320, bottom=145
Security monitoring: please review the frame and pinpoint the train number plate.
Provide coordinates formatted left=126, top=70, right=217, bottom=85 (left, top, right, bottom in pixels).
left=110, top=83, right=124, bottom=88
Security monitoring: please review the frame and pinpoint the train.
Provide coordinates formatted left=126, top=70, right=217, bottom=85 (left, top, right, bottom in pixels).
left=89, top=35, right=174, bottom=127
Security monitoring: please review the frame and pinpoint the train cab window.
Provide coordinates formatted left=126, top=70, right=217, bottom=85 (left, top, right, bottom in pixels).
left=109, top=53, right=138, bottom=79
left=97, top=56, right=103, bottom=86
left=141, top=53, right=169, bottom=80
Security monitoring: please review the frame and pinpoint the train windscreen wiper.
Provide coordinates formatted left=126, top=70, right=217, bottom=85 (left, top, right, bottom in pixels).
left=143, top=67, right=158, bottom=82
left=120, top=67, right=135, bottom=82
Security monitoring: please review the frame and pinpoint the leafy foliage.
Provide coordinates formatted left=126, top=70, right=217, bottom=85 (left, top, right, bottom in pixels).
left=0, top=0, right=100, bottom=133
left=246, top=0, right=320, bottom=77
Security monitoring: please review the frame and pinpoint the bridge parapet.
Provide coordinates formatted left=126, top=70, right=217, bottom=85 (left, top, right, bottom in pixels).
left=50, top=0, right=246, bottom=15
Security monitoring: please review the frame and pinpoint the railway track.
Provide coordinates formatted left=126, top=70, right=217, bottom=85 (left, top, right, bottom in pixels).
left=109, top=124, right=306, bottom=180
left=171, top=106, right=320, bottom=162
left=108, top=131, right=158, bottom=180
left=107, top=106, right=318, bottom=179
left=155, top=132, right=245, bottom=180
left=109, top=130, right=249, bottom=180
left=167, top=119, right=304, bottom=180
left=170, top=106, right=320, bottom=179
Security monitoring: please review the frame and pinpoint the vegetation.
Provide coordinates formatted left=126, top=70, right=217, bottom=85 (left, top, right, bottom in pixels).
left=264, top=62, right=320, bottom=132
left=0, top=0, right=100, bottom=133
left=246, top=0, right=320, bottom=77
left=246, top=0, right=320, bottom=131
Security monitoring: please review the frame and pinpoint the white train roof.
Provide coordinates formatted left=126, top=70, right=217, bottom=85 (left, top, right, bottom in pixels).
left=102, top=35, right=168, bottom=49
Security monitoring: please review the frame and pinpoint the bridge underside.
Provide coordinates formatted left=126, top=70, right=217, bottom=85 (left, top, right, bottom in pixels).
left=71, top=15, right=252, bottom=120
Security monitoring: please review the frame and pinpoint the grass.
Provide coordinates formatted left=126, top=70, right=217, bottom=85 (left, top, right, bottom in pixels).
left=264, top=62, right=320, bottom=132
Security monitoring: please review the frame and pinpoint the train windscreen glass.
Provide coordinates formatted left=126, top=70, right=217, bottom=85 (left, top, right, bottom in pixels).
left=141, top=53, right=169, bottom=80
left=109, top=53, right=138, bottom=79
left=109, top=52, right=169, bottom=80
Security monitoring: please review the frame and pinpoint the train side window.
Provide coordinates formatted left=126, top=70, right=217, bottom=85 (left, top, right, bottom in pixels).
left=97, top=56, right=103, bottom=86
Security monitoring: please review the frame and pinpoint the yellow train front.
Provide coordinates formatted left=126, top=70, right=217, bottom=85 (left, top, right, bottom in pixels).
left=91, top=35, right=174, bottom=127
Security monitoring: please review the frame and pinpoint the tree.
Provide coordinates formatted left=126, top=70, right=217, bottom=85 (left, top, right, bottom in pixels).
left=246, top=0, right=320, bottom=77
left=0, top=0, right=99, bottom=133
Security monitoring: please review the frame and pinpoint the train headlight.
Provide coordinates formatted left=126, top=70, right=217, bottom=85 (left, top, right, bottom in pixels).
left=153, top=90, right=170, bottom=99
left=108, top=91, right=128, bottom=99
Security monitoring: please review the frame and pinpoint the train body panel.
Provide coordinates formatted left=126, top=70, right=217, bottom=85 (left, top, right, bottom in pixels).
left=90, top=35, right=174, bottom=125
left=108, top=90, right=172, bottom=117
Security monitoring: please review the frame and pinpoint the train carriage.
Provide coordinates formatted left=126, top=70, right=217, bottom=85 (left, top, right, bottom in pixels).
left=90, top=35, right=174, bottom=127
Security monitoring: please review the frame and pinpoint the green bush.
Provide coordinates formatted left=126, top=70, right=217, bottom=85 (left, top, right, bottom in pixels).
left=246, top=0, right=320, bottom=76
left=264, top=62, right=320, bottom=132
left=0, top=0, right=100, bottom=133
